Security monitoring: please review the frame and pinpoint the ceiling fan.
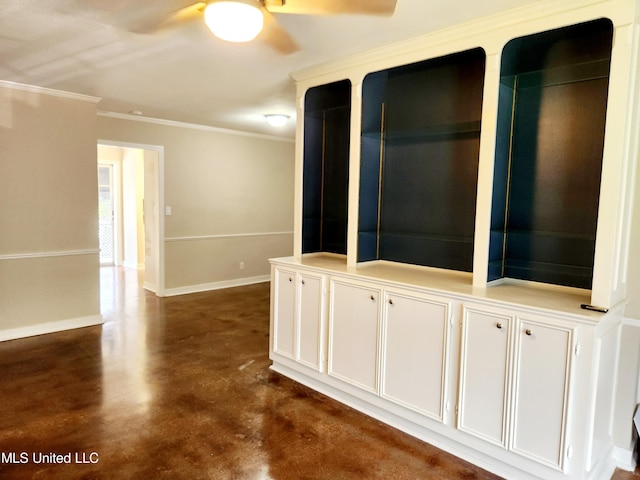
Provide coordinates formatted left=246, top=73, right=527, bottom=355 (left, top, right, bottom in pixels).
left=156, top=0, right=398, bottom=54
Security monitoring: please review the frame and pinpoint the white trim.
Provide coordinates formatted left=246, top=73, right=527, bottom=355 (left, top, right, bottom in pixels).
left=165, top=231, right=294, bottom=242
left=98, top=139, right=166, bottom=297
left=613, top=445, right=637, bottom=472
left=622, top=316, right=640, bottom=327
left=97, top=111, right=295, bottom=143
left=291, top=0, right=620, bottom=83
left=0, top=249, right=99, bottom=261
left=0, top=315, right=103, bottom=342
left=163, top=275, right=270, bottom=297
left=0, top=80, right=101, bottom=103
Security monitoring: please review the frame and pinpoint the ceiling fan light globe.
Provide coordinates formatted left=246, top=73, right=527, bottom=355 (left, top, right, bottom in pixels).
left=204, top=1, right=264, bottom=43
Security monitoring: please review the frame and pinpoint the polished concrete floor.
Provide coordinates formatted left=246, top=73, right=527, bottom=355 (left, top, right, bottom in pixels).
left=0, top=267, right=636, bottom=479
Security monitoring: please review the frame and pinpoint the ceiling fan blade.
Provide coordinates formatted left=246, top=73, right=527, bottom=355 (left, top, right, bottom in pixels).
left=141, top=2, right=207, bottom=33
left=260, top=7, right=300, bottom=55
left=263, top=0, right=397, bottom=16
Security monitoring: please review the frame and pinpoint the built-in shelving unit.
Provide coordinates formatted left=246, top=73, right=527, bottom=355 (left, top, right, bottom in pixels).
left=275, top=2, right=640, bottom=479
left=358, top=48, right=485, bottom=271
left=302, top=80, right=351, bottom=255
left=489, top=19, right=613, bottom=289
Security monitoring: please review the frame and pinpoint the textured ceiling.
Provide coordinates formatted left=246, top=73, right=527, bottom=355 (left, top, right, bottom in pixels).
left=0, top=0, right=537, bottom=138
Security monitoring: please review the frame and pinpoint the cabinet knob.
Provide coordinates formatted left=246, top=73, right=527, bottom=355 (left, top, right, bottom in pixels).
left=288, top=277, right=292, bottom=282
left=301, top=279, right=305, bottom=285
left=370, top=295, right=375, bottom=302
left=525, top=329, right=533, bottom=336
left=496, top=322, right=503, bottom=329
left=388, top=299, right=394, bottom=305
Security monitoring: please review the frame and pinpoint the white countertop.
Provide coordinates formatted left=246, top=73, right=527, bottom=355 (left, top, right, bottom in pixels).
left=270, top=254, right=613, bottom=323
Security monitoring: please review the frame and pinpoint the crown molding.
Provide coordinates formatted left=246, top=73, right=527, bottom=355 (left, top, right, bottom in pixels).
left=97, top=110, right=295, bottom=143
left=0, top=80, right=101, bottom=103
left=291, top=0, right=624, bottom=84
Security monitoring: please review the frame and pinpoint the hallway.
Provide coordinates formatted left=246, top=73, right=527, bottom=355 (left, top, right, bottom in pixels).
left=0, top=269, right=635, bottom=479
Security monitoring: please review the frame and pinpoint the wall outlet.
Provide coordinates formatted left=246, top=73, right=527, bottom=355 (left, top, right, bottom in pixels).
left=239, top=262, right=245, bottom=270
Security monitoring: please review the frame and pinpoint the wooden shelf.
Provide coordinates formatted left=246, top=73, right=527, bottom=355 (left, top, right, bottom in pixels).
left=500, top=58, right=611, bottom=89
left=362, top=120, right=481, bottom=142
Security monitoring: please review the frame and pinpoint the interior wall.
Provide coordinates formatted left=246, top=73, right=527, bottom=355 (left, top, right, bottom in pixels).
left=97, top=115, right=295, bottom=294
left=0, top=84, right=101, bottom=338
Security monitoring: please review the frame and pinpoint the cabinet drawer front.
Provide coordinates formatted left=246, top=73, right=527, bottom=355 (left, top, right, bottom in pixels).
left=381, top=292, right=450, bottom=421
left=511, top=319, right=573, bottom=470
left=328, top=279, right=381, bottom=393
left=273, top=268, right=297, bottom=358
left=458, top=306, right=512, bottom=447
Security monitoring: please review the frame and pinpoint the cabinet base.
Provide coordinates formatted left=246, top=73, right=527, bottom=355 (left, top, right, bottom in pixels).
left=269, top=360, right=618, bottom=480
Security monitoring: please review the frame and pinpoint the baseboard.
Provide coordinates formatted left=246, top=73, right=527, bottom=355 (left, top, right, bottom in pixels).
left=613, top=445, right=637, bottom=472
left=0, top=315, right=104, bottom=342
left=163, top=275, right=270, bottom=297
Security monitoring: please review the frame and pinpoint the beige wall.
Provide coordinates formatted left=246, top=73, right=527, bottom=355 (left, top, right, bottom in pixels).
left=97, top=115, right=295, bottom=293
left=0, top=85, right=101, bottom=337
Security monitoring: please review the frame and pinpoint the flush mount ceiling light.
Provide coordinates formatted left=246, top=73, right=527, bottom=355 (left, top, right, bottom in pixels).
left=204, top=0, right=264, bottom=43
left=264, top=114, right=290, bottom=127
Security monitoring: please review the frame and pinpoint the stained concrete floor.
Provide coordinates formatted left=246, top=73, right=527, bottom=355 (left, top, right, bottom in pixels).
left=0, top=267, right=636, bottom=479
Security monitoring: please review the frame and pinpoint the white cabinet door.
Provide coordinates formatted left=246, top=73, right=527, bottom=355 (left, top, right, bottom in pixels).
left=273, top=267, right=297, bottom=358
left=297, top=272, right=325, bottom=372
left=381, top=290, right=450, bottom=421
left=328, top=279, right=381, bottom=393
left=458, top=305, right=513, bottom=447
left=511, top=318, right=574, bottom=470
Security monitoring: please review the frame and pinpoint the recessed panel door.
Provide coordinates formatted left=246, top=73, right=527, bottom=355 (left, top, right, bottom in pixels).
left=511, top=318, right=573, bottom=470
left=381, top=291, right=450, bottom=421
left=297, top=273, right=325, bottom=371
left=458, top=306, right=513, bottom=447
left=273, top=268, right=296, bottom=358
left=328, top=279, right=381, bottom=393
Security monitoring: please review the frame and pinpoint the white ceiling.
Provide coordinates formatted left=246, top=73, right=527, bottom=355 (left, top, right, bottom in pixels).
left=0, top=0, right=537, bottom=138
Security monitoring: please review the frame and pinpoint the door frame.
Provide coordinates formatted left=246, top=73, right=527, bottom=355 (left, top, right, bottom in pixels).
left=97, top=161, right=119, bottom=266
left=98, top=139, right=166, bottom=297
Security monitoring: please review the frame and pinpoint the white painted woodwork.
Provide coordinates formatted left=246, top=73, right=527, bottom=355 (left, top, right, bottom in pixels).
left=458, top=306, right=513, bottom=447
left=291, top=0, right=639, bottom=310
left=297, top=272, right=325, bottom=371
left=328, top=278, right=381, bottom=393
left=269, top=255, right=625, bottom=479
left=511, top=318, right=574, bottom=471
left=271, top=1, right=639, bottom=478
left=380, top=290, right=450, bottom=421
left=273, top=267, right=296, bottom=358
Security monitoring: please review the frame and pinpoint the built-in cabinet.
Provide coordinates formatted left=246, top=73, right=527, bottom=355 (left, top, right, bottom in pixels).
left=272, top=266, right=326, bottom=372
left=270, top=257, right=611, bottom=480
left=276, top=1, right=638, bottom=479
left=326, top=276, right=451, bottom=421
left=458, top=304, right=575, bottom=471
